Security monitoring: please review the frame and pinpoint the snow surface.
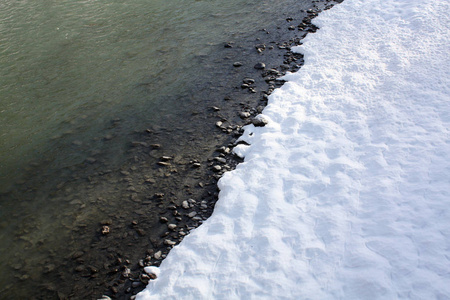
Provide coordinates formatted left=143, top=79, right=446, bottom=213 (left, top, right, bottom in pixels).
left=137, top=0, right=450, bottom=299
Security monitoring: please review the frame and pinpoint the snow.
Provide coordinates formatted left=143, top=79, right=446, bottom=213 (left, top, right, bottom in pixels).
left=137, top=0, right=450, bottom=299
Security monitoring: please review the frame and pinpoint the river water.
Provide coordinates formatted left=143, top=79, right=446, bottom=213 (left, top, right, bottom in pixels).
left=0, top=0, right=339, bottom=298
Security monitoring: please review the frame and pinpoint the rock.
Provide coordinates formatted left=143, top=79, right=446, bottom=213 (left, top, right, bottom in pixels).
left=188, top=211, right=197, bottom=218
left=192, top=162, right=201, bottom=168
left=157, top=161, right=171, bottom=167
left=182, top=201, right=190, bottom=209
left=212, top=106, right=220, bottom=111
left=215, top=157, right=226, bottom=164
left=224, top=42, right=234, bottom=48
left=132, top=281, right=142, bottom=288
left=216, top=121, right=223, bottom=128
left=168, top=224, right=177, bottom=230
left=144, top=266, right=160, bottom=279
left=164, top=239, right=176, bottom=246
left=243, top=78, right=255, bottom=84
left=154, top=251, right=162, bottom=259
left=254, top=62, right=266, bottom=70
left=159, top=217, right=168, bottom=223
left=252, top=115, right=269, bottom=127
left=75, top=265, right=85, bottom=272
left=233, top=62, right=243, bottom=67
left=255, top=43, right=266, bottom=50
left=122, top=267, right=131, bottom=278
left=101, top=226, right=110, bottom=235
left=98, top=295, right=112, bottom=300
left=150, top=144, right=161, bottom=149
left=160, top=156, right=172, bottom=161
left=241, top=84, right=249, bottom=89
left=72, top=251, right=84, bottom=259
left=213, top=165, right=222, bottom=172
left=239, top=112, right=251, bottom=119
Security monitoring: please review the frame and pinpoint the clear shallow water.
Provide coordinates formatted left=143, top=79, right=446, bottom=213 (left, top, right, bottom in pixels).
left=0, top=0, right=325, bottom=298
left=0, top=0, right=293, bottom=190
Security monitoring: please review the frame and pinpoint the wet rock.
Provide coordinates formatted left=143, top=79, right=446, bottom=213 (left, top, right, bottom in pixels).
left=154, top=251, right=162, bottom=259
left=213, top=165, right=222, bottom=172
left=254, top=62, right=266, bottom=70
left=101, top=226, right=110, bottom=235
left=252, top=115, right=270, bottom=127
left=243, top=78, right=255, bottom=85
left=224, top=42, right=234, bottom=48
left=215, top=157, right=226, bottom=164
left=164, top=239, right=176, bottom=246
left=157, top=161, right=171, bottom=167
left=159, top=217, right=168, bottom=223
left=233, top=62, right=243, bottom=67
left=98, top=295, right=112, bottom=300
left=160, top=156, right=172, bottom=161
left=216, top=121, right=223, bottom=128
left=192, top=162, right=201, bottom=168
left=122, top=267, right=131, bottom=278
left=241, top=83, right=249, bottom=89
left=168, top=224, right=177, bottom=230
left=182, top=201, right=190, bottom=209
left=150, top=144, right=161, bottom=149
left=72, top=251, right=84, bottom=259
left=136, top=228, right=145, bottom=236
left=239, top=112, right=251, bottom=119
left=188, top=211, right=197, bottom=218
left=75, top=265, right=85, bottom=272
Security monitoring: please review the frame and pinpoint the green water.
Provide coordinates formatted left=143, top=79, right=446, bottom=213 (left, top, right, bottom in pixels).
left=0, top=0, right=288, bottom=191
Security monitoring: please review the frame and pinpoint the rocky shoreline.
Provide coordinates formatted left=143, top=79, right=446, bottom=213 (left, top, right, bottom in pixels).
left=108, top=1, right=343, bottom=299
left=0, top=1, right=342, bottom=299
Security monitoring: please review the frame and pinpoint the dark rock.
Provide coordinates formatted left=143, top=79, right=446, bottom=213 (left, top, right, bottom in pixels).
left=254, top=62, right=266, bottom=70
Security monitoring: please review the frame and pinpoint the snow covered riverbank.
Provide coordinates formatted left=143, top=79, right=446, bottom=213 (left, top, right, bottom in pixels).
left=137, top=0, right=450, bottom=298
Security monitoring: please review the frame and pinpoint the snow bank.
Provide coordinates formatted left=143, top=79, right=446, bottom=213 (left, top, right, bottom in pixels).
left=137, top=0, right=450, bottom=299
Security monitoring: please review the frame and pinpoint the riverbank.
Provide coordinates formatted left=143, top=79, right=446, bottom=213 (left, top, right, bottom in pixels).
left=0, top=0, right=343, bottom=299
left=137, top=0, right=450, bottom=298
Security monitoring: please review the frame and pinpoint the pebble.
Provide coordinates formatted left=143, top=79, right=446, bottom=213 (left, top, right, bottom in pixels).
left=188, top=211, right=197, bottom=218
left=101, top=226, right=110, bottom=235
left=233, top=62, right=243, bottom=67
left=164, top=239, right=176, bottom=246
left=213, top=165, right=222, bottom=172
left=239, top=112, right=251, bottom=119
left=182, top=201, right=190, bottom=209
left=254, top=62, right=266, bottom=69
left=154, top=251, right=162, bottom=259
left=159, top=217, right=168, bottom=223
left=168, top=224, right=177, bottom=230
left=243, top=78, right=255, bottom=85
left=253, top=116, right=269, bottom=127
left=215, top=121, right=223, bottom=127
left=215, top=157, right=227, bottom=164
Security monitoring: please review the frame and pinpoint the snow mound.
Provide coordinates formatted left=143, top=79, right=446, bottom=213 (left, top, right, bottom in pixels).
left=137, top=0, right=450, bottom=299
